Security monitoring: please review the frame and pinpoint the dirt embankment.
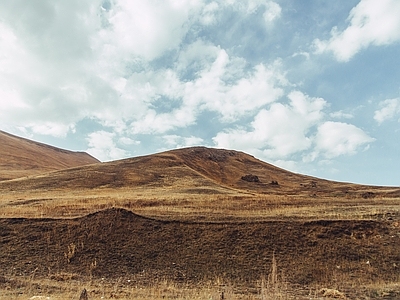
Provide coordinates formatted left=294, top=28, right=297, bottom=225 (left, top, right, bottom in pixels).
left=1, top=208, right=399, bottom=286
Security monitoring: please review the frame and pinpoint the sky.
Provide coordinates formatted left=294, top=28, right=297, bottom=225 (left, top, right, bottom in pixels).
left=0, top=0, right=399, bottom=186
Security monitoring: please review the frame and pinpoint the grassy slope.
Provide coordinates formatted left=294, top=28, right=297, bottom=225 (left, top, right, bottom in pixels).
left=0, top=130, right=99, bottom=181
left=0, top=146, right=399, bottom=220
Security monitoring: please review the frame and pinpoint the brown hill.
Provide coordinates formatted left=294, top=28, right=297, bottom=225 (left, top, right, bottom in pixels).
left=0, top=145, right=397, bottom=197
left=1, top=145, right=399, bottom=220
left=0, top=130, right=99, bottom=181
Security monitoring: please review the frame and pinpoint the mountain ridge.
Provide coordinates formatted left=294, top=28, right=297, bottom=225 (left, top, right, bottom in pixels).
left=1, top=143, right=398, bottom=198
left=1, top=130, right=399, bottom=202
left=0, top=130, right=99, bottom=181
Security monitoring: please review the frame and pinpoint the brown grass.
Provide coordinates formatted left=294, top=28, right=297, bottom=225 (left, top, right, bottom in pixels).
left=1, top=146, right=398, bottom=221
left=1, top=264, right=399, bottom=299
left=0, top=130, right=98, bottom=181
left=1, top=143, right=400, bottom=299
left=1, top=186, right=399, bottom=222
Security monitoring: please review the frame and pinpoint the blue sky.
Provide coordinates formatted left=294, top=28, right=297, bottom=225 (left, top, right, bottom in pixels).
left=1, top=0, right=399, bottom=186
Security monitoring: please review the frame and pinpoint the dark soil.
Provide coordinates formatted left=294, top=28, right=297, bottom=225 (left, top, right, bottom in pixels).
left=1, top=208, right=399, bottom=286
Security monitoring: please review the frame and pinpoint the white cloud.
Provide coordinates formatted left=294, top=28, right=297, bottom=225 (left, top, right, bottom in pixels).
left=184, top=50, right=286, bottom=122
left=0, top=22, right=34, bottom=124
left=86, top=131, right=129, bottom=162
left=0, top=0, right=285, bottom=140
left=176, top=39, right=221, bottom=74
left=125, top=49, right=286, bottom=134
left=313, top=0, right=400, bottom=61
left=198, top=0, right=281, bottom=27
left=0, top=1, right=115, bottom=136
left=95, top=0, right=203, bottom=61
left=313, top=121, right=375, bottom=159
left=214, top=91, right=375, bottom=163
left=163, top=135, right=204, bottom=148
left=0, top=0, right=207, bottom=138
left=330, top=111, right=354, bottom=119
left=131, top=106, right=197, bottom=134
left=263, top=1, right=282, bottom=26
left=213, top=91, right=327, bottom=159
left=29, top=122, right=76, bottom=138
left=374, top=98, right=400, bottom=124
left=199, top=2, right=219, bottom=25
left=119, top=136, right=140, bottom=146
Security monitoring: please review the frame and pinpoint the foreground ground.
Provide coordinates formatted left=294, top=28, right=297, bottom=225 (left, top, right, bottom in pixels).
left=1, top=207, right=400, bottom=299
left=1, top=275, right=400, bottom=299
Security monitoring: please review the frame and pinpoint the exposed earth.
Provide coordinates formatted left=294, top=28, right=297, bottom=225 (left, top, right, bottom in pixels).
left=1, top=208, right=400, bottom=297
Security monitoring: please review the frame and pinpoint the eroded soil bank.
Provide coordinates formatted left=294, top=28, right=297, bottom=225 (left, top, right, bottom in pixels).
left=1, top=208, right=399, bottom=287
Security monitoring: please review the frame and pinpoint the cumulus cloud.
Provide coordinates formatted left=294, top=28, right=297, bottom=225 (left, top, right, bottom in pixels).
left=0, top=0, right=206, bottom=136
left=95, top=0, right=202, bottom=61
left=131, top=106, right=197, bottom=134
left=0, top=0, right=285, bottom=139
left=312, top=122, right=375, bottom=158
left=213, top=91, right=327, bottom=159
left=263, top=1, right=282, bottom=26
left=0, top=1, right=114, bottom=136
left=198, top=0, right=281, bottom=28
left=199, top=2, right=220, bottom=25
left=86, top=131, right=129, bottom=161
left=330, top=111, right=354, bottom=119
left=163, top=135, right=204, bottom=149
left=119, top=136, right=140, bottom=146
left=374, top=98, right=400, bottom=124
left=313, top=0, right=400, bottom=61
left=176, top=39, right=221, bottom=76
left=125, top=49, right=286, bottom=134
left=214, top=91, right=375, bottom=163
left=184, top=50, right=286, bottom=123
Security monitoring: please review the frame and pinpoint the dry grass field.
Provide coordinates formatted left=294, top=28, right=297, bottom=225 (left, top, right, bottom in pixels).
left=0, top=130, right=98, bottom=182
left=0, top=131, right=399, bottom=299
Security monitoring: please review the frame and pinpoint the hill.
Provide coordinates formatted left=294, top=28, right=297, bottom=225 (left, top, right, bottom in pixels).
left=0, top=145, right=397, bottom=196
left=0, top=130, right=99, bottom=181
left=0, top=145, right=399, bottom=220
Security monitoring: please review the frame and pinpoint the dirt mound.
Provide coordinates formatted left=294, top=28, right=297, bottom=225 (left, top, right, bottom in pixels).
left=1, top=208, right=399, bottom=286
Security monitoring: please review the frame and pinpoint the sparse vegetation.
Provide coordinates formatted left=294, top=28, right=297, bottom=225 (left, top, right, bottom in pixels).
left=0, top=140, right=399, bottom=299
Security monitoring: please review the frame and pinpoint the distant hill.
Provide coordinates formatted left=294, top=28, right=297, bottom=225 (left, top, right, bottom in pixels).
left=1, top=145, right=398, bottom=198
left=0, top=130, right=99, bottom=181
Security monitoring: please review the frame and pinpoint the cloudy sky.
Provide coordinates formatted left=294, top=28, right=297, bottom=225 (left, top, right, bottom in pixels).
left=1, top=0, right=399, bottom=186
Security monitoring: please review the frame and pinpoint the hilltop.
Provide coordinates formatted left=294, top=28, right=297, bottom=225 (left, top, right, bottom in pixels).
left=0, top=145, right=398, bottom=197
left=0, top=130, right=99, bottom=181
left=0, top=140, right=399, bottom=220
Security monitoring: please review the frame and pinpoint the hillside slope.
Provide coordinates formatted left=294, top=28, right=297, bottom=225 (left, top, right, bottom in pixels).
left=0, top=144, right=399, bottom=220
left=0, top=130, right=99, bottom=181
left=0, top=146, right=398, bottom=198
